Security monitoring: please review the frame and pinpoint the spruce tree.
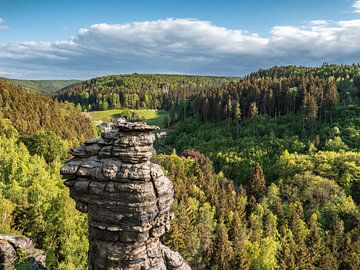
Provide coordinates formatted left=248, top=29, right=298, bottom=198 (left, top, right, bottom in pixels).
left=213, top=219, right=234, bottom=270
left=248, top=163, right=266, bottom=201
left=277, top=227, right=297, bottom=270
left=305, top=214, right=326, bottom=268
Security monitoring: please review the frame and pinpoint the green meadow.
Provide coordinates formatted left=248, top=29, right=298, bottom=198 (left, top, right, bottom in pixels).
left=87, top=109, right=169, bottom=127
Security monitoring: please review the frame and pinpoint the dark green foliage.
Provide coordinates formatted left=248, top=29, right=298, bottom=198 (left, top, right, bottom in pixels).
left=56, top=74, right=234, bottom=112
left=252, top=64, right=360, bottom=101
left=23, top=132, right=67, bottom=162
left=1, top=78, right=79, bottom=93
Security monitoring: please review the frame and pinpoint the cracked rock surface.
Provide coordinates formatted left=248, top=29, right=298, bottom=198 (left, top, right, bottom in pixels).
left=0, top=234, right=47, bottom=270
left=61, top=122, right=191, bottom=270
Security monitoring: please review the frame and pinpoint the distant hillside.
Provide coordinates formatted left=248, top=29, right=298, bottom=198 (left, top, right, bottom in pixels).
left=0, top=79, right=94, bottom=141
left=1, top=78, right=79, bottom=92
left=251, top=63, right=360, bottom=80
left=56, top=74, right=237, bottom=111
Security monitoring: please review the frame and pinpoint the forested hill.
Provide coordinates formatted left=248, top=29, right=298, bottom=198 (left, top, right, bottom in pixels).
left=1, top=77, right=79, bottom=92
left=159, top=65, right=360, bottom=269
left=56, top=74, right=237, bottom=111
left=0, top=79, right=95, bottom=269
left=1, top=65, right=360, bottom=270
left=164, top=64, right=359, bottom=120
left=54, top=65, right=360, bottom=119
left=250, top=64, right=360, bottom=102
left=0, top=79, right=94, bottom=141
left=252, top=64, right=360, bottom=81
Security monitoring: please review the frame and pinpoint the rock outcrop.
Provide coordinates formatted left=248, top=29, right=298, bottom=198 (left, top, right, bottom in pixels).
left=60, top=122, right=190, bottom=270
left=0, top=234, right=47, bottom=270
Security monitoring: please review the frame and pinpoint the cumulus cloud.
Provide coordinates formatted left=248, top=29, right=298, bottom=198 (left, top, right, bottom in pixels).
left=0, top=17, right=8, bottom=29
left=0, top=18, right=360, bottom=79
left=309, top=20, right=329, bottom=26
left=353, top=0, right=360, bottom=13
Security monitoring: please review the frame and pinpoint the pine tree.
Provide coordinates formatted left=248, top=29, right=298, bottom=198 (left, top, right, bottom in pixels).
left=233, top=101, right=241, bottom=138
left=249, top=102, right=259, bottom=118
left=343, top=222, right=360, bottom=270
left=233, top=243, right=250, bottom=270
left=213, top=219, right=234, bottom=270
left=289, top=202, right=314, bottom=270
left=306, top=214, right=326, bottom=268
left=326, top=217, right=345, bottom=269
left=248, top=164, right=266, bottom=201
left=231, top=210, right=249, bottom=270
left=301, top=93, right=318, bottom=121
left=277, top=227, right=297, bottom=270
left=323, top=83, right=339, bottom=122
left=233, top=101, right=241, bottom=122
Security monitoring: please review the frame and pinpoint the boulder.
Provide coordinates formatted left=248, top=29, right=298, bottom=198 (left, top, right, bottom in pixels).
left=0, top=234, right=47, bottom=270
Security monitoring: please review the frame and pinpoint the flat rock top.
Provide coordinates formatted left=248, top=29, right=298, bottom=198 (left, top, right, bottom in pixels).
left=113, top=121, right=160, bottom=132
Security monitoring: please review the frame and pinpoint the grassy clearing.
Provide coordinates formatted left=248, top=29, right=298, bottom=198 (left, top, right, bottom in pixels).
left=87, top=109, right=169, bottom=128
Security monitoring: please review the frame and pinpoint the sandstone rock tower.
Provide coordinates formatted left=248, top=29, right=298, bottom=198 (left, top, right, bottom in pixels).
left=60, top=122, right=190, bottom=270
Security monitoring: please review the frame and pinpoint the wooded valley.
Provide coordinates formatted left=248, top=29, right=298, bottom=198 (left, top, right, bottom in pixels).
left=1, top=64, right=360, bottom=269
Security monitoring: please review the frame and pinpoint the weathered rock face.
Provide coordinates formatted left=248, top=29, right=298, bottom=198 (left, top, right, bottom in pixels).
left=60, top=122, right=191, bottom=270
left=0, top=234, right=47, bottom=270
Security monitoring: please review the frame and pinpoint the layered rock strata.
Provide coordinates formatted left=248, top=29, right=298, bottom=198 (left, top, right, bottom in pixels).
left=60, top=122, right=190, bottom=270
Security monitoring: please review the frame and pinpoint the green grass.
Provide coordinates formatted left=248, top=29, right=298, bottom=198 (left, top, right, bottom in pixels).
left=87, top=109, right=169, bottom=128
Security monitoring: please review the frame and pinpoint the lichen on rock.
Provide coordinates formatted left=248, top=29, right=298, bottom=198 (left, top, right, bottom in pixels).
left=61, top=121, right=191, bottom=270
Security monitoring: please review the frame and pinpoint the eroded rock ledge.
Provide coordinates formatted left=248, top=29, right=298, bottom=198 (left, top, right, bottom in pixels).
left=60, top=122, right=190, bottom=270
left=0, top=234, right=47, bottom=270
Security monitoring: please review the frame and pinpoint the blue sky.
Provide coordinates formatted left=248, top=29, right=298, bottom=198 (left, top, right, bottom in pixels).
left=0, top=0, right=360, bottom=79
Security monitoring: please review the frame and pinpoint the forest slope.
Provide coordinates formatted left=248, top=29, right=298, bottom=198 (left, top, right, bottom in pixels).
left=1, top=65, right=360, bottom=269
left=1, top=78, right=79, bottom=93
left=55, top=74, right=236, bottom=111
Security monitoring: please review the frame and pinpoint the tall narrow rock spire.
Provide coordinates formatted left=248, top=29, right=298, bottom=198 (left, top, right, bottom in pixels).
left=60, top=121, right=190, bottom=270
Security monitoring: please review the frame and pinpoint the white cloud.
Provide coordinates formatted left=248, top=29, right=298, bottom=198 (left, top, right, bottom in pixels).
left=353, top=0, right=360, bottom=13
left=309, top=20, right=329, bottom=26
left=0, top=17, right=8, bottom=30
left=0, top=18, right=360, bottom=79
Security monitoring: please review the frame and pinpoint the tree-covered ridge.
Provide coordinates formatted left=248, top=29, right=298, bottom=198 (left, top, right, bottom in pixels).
left=0, top=79, right=94, bottom=141
left=156, top=65, right=360, bottom=269
left=167, top=76, right=339, bottom=124
left=56, top=74, right=236, bottom=111
left=156, top=153, right=360, bottom=270
left=0, top=78, right=79, bottom=93
left=252, top=64, right=360, bottom=81
left=1, top=64, right=360, bottom=269
left=165, top=103, right=360, bottom=182
left=251, top=64, right=360, bottom=101
left=0, top=80, right=95, bottom=269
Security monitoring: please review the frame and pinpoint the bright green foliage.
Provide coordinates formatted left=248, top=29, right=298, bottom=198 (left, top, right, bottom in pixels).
left=1, top=64, right=360, bottom=270
left=24, top=132, right=67, bottom=162
left=0, top=134, right=88, bottom=269
left=153, top=152, right=360, bottom=270
left=0, top=80, right=91, bottom=269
